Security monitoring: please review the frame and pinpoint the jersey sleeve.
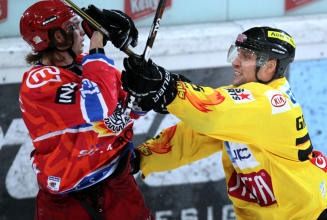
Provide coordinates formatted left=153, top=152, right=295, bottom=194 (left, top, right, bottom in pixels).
left=136, top=121, right=223, bottom=179
left=166, top=81, right=311, bottom=160
left=19, top=53, right=122, bottom=139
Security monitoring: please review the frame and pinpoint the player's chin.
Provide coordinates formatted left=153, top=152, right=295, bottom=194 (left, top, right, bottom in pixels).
left=76, top=47, right=84, bottom=56
left=232, top=78, right=243, bottom=87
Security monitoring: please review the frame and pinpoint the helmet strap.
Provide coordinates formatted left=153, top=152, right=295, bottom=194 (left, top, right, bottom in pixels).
left=255, top=66, right=278, bottom=84
left=49, top=37, right=77, bottom=60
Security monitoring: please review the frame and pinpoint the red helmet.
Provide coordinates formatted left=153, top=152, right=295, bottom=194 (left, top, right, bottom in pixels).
left=20, top=0, right=76, bottom=52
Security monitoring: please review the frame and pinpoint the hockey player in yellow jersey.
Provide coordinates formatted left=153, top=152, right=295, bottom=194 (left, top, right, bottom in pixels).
left=122, top=27, right=327, bottom=219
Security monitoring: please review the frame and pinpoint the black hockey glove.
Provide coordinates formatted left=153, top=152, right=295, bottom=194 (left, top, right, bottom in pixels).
left=122, top=54, right=177, bottom=112
left=129, top=149, right=140, bottom=175
left=82, top=5, right=138, bottom=51
left=152, top=73, right=192, bottom=114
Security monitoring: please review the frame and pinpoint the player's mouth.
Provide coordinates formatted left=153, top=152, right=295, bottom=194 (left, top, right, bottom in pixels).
left=234, top=72, right=242, bottom=78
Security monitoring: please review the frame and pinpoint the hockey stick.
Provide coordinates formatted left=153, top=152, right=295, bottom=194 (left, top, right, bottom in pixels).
left=142, top=0, right=168, bottom=65
left=125, top=0, right=168, bottom=114
left=60, top=0, right=135, bottom=56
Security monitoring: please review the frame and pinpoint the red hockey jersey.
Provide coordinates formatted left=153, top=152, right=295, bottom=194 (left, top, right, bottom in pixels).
left=20, top=53, right=144, bottom=194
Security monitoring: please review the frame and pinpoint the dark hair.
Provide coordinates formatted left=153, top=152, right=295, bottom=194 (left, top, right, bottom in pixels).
left=24, top=28, right=73, bottom=65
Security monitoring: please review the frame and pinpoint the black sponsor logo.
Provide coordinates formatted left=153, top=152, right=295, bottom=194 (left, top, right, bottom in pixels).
left=112, top=128, right=133, bottom=149
left=42, top=16, right=58, bottom=26
left=104, top=104, right=131, bottom=132
left=296, top=115, right=306, bottom=131
left=55, top=83, right=78, bottom=104
left=225, top=88, right=246, bottom=101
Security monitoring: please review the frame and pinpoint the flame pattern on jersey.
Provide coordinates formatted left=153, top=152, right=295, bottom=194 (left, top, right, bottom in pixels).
left=20, top=53, right=142, bottom=194
left=137, top=125, right=177, bottom=156
left=177, top=82, right=225, bottom=113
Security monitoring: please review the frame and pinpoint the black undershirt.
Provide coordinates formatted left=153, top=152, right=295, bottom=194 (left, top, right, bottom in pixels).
left=59, top=63, right=82, bottom=76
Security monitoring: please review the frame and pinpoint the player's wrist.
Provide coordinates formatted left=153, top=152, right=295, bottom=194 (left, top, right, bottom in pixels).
left=90, top=31, right=104, bottom=50
left=89, top=48, right=105, bottom=55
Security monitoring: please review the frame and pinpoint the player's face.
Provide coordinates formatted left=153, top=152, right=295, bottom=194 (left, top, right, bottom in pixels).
left=71, top=19, right=85, bottom=56
left=231, top=48, right=258, bottom=87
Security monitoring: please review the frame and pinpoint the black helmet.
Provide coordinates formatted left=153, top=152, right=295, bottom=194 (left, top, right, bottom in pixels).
left=228, top=26, right=296, bottom=81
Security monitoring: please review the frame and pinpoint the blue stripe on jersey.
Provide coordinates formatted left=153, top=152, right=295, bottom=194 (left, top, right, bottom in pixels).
left=132, top=109, right=149, bottom=116
left=80, top=79, right=105, bottom=122
left=59, top=141, right=134, bottom=194
left=82, top=53, right=115, bottom=66
left=69, top=123, right=94, bottom=129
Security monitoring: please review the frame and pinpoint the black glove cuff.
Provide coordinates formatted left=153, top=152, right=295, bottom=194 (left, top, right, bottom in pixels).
left=89, top=48, right=105, bottom=55
left=129, top=149, right=140, bottom=175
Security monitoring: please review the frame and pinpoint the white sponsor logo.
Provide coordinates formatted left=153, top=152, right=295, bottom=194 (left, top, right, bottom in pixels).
left=42, top=16, right=57, bottom=26
left=225, top=141, right=260, bottom=169
left=272, top=48, right=285, bottom=54
left=316, top=156, right=327, bottom=169
left=319, top=180, right=326, bottom=199
left=33, top=36, right=42, bottom=44
left=47, top=176, right=61, bottom=192
left=26, top=67, right=61, bottom=88
left=32, top=163, right=40, bottom=175
left=223, top=88, right=255, bottom=104
left=130, top=0, right=158, bottom=13
left=265, top=90, right=292, bottom=115
left=55, top=83, right=78, bottom=104
left=279, top=81, right=299, bottom=108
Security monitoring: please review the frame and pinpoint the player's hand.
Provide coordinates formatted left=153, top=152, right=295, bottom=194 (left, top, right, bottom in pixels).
left=121, top=54, right=177, bottom=111
left=82, top=5, right=138, bottom=51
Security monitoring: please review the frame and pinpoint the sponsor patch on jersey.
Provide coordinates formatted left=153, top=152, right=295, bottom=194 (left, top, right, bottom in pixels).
left=223, top=88, right=255, bottom=104
left=26, top=67, right=61, bottom=88
left=228, top=169, right=276, bottom=206
left=265, top=90, right=292, bottom=115
left=278, top=81, right=299, bottom=108
left=92, top=103, right=132, bottom=136
left=47, top=176, right=61, bottom=192
left=319, top=180, right=326, bottom=199
left=55, top=83, right=78, bottom=104
left=224, top=141, right=260, bottom=169
left=310, top=151, right=327, bottom=173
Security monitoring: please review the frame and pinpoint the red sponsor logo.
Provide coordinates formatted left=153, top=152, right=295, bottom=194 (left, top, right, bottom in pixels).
left=236, top=34, right=247, bottom=43
left=0, top=0, right=8, bottom=21
left=310, top=151, right=327, bottom=173
left=26, top=67, right=61, bottom=88
left=285, top=0, right=317, bottom=11
left=124, top=0, right=172, bottom=21
left=271, top=94, right=286, bottom=107
left=228, top=170, right=277, bottom=207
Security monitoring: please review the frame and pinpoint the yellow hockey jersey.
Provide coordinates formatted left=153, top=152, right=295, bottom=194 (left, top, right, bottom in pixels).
left=137, top=78, right=327, bottom=220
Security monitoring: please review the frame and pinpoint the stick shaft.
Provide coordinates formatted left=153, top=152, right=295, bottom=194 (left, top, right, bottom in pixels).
left=142, top=0, right=168, bottom=64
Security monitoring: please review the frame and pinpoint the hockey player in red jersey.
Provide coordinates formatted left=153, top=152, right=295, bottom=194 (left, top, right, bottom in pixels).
left=19, top=1, right=153, bottom=219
